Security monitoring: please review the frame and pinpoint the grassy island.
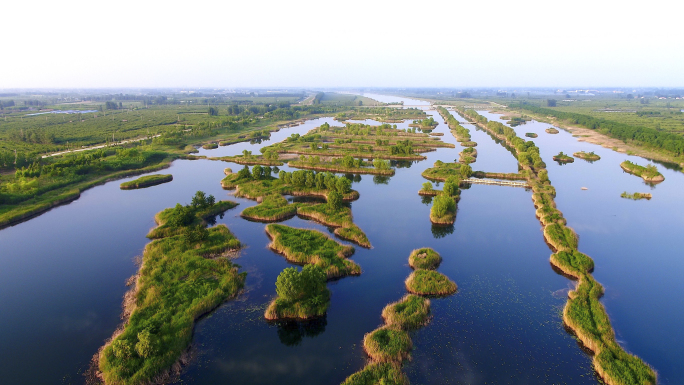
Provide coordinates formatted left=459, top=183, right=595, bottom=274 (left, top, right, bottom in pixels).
left=543, top=223, right=578, bottom=252
left=545, top=128, right=560, bottom=134
left=202, top=143, right=218, bottom=149
left=525, top=132, right=538, bottom=138
left=421, top=160, right=472, bottom=182
left=408, top=248, right=441, bottom=270
left=215, top=155, right=283, bottom=166
left=573, top=151, right=601, bottom=162
left=459, top=147, right=477, bottom=164
left=553, top=152, right=575, bottom=163
left=264, top=265, right=331, bottom=320
left=120, top=174, right=173, bottom=190
left=288, top=156, right=394, bottom=176
left=410, top=117, right=438, bottom=129
left=621, top=191, right=652, bottom=200
left=221, top=166, right=370, bottom=247
left=97, top=192, right=244, bottom=385
left=363, top=327, right=412, bottom=363
left=436, top=106, right=473, bottom=142
left=341, top=362, right=408, bottom=385
left=620, top=161, right=665, bottom=183
left=265, top=224, right=360, bottom=279
left=381, top=294, right=431, bottom=329
left=405, top=269, right=457, bottom=296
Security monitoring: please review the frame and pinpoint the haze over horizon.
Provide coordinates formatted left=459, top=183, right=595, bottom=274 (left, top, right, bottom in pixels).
left=2, top=0, right=682, bottom=89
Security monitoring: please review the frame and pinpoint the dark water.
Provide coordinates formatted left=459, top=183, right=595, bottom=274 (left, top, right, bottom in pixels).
left=0, top=97, right=680, bottom=384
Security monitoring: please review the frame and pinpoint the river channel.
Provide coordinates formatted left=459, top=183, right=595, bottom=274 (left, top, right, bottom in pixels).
left=0, top=95, right=681, bottom=384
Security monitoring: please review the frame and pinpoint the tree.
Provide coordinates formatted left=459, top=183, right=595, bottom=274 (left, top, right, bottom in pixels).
left=547, top=99, right=557, bottom=107
left=252, top=165, right=264, bottom=179
left=183, top=224, right=209, bottom=244
left=192, top=191, right=208, bottom=208
left=167, top=203, right=194, bottom=227
left=422, top=181, right=433, bottom=191
left=373, top=159, right=390, bottom=170
left=275, top=265, right=326, bottom=302
left=460, top=164, right=473, bottom=178
left=208, top=107, right=218, bottom=116
left=237, top=165, right=251, bottom=180
left=443, top=180, right=458, bottom=197
left=327, top=191, right=342, bottom=210
left=341, top=155, right=355, bottom=168
left=336, top=177, right=351, bottom=194
left=431, top=194, right=455, bottom=218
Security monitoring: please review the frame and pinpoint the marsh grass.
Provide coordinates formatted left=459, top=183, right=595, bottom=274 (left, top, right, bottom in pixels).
left=341, top=362, right=409, bottom=385
left=120, top=174, right=172, bottom=189
left=405, top=270, right=457, bottom=296
left=408, top=248, right=441, bottom=270
left=573, top=151, right=601, bottom=161
left=363, top=326, right=412, bottom=363
left=543, top=223, right=578, bottom=252
left=266, top=224, right=360, bottom=279
left=381, top=294, right=431, bottom=330
left=620, top=161, right=664, bottom=182
left=147, top=200, right=238, bottom=239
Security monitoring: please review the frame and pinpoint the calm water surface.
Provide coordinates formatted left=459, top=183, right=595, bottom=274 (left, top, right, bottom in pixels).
left=0, top=96, right=680, bottom=384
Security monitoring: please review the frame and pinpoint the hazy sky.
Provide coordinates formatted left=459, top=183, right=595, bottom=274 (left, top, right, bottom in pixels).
left=2, top=0, right=682, bottom=88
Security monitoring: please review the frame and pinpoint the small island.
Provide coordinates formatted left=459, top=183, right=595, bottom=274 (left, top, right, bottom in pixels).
left=202, top=142, right=219, bottom=149
left=381, top=294, right=431, bottom=329
left=430, top=194, right=457, bottom=225
left=265, top=224, right=360, bottom=279
left=620, top=161, right=665, bottom=183
left=405, top=269, right=457, bottom=296
left=264, top=265, right=331, bottom=320
left=408, top=248, right=441, bottom=270
left=120, top=174, right=172, bottom=189
left=621, top=192, right=652, bottom=200
left=341, top=362, right=408, bottom=385
left=363, top=326, right=412, bottom=362
left=525, top=132, right=538, bottom=138
left=553, top=152, right=575, bottom=163
left=573, top=151, right=601, bottom=162
left=545, top=128, right=560, bottom=134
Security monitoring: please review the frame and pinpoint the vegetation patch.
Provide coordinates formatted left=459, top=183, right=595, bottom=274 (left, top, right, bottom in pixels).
left=147, top=192, right=237, bottom=239
left=543, top=223, right=578, bottom=252
left=363, top=326, right=412, bottom=363
left=408, top=248, right=441, bottom=270
left=288, top=156, right=394, bottom=176
left=405, top=269, right=457, bottom=296
left=202, top=143, right=218, bottom=149
left=265, top=224, right=360, bottom=279
left=573, top=151, right=601, bottom=162
left=430, top=194, right=457, bottom=225
left=341, top=362, right=409, bottom=385
left=620, top=191, right=652, bottom=200
left=421, top=160, right=472, bottom=182
left=525, top=132, right=538, bottom=138
left=553, top=151, right=575, bottom=163
left=97, top=192, right=244, bottom=385
left=264, top=265, right=331, bottom=320
left=620, top=161, right=664, bottom=182
left=120, top=174, right=172, bottom=189
left=545, top=128, right=560, bottom=134
left=381, top=294, right=431, bottom=330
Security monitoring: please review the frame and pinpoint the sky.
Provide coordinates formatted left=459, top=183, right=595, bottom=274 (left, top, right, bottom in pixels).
left=1, top=0, right=682, bottom=89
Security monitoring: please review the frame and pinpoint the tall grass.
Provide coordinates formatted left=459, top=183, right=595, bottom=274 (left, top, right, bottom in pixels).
left=405, top=270, right=457, bottom=296
left=408, top=248, right=441, bottom=270
left=341, top=362, right=408, bottom=385
left=120, top=174, right=172, bottom=189
left=363, top=326, right=412, bottom=363
left=381, top=294, right=431, bottom=330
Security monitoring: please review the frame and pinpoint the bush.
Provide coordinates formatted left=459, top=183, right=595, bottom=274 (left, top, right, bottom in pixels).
left=327, top=191, right=342, bottom=211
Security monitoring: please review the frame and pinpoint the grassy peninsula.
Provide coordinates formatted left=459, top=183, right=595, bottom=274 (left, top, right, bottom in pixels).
left=264, top=265, right=331, bottom=320
left=120, top=174, right=172, bottom=189
left=97, top=192, right=244, bottom=384
left=620, top=161, right=665, bottom=183
left=265, top=224, right=360, bottom=279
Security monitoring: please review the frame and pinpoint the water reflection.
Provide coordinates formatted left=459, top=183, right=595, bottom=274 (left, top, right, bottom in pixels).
left=274, top=317, right=328, bottom=347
